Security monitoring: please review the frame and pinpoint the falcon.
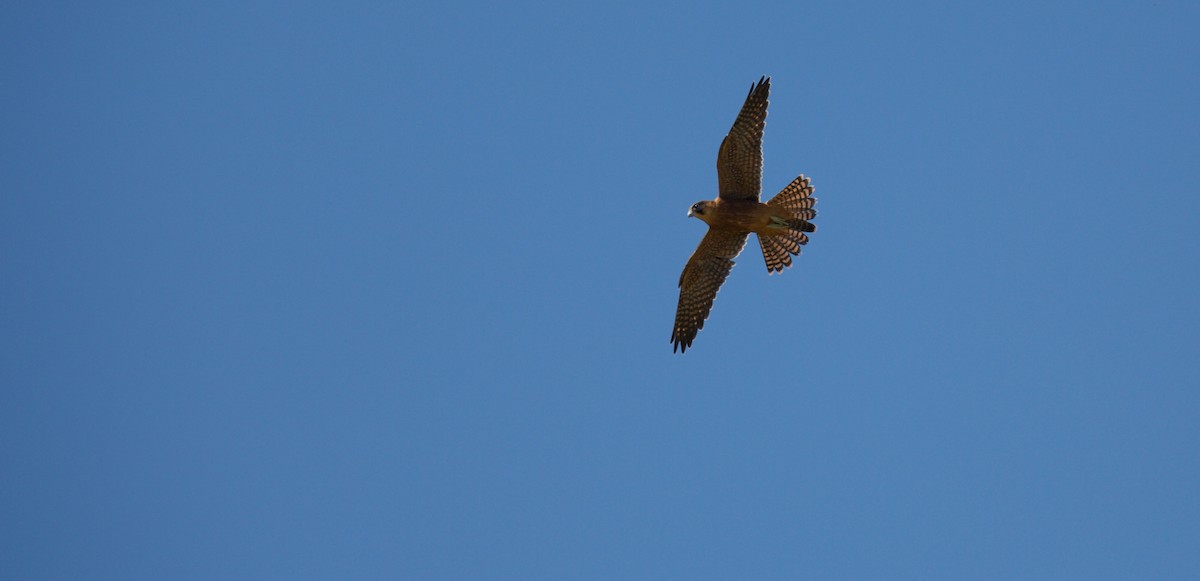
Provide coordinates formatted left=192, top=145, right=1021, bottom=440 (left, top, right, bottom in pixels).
left=671, top=76, right=818, bottom=353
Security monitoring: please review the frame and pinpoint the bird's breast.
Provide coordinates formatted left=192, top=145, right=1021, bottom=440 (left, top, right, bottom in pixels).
left=709, top=200, right=776, bottom=232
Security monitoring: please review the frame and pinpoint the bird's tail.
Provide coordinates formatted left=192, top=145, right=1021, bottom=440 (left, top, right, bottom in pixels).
left=759, top=175, right=818, bottom=273
left=766, top=174, right=818, bottom=222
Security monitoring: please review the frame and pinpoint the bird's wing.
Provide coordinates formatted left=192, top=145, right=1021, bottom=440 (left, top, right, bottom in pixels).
left=716, top=76, right=769, bottom=202
left=672, top=229, right=749, bottom=353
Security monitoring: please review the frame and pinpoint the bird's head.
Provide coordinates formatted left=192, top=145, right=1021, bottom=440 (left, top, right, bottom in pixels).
left=687, top=200, right=715, bottom=224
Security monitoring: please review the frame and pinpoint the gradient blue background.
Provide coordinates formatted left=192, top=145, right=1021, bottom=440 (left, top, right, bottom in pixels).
left=3, top=2, right=1199, bottom=578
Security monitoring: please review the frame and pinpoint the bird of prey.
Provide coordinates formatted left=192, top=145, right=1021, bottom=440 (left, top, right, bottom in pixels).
left=671, top=76, right=818, bottom=353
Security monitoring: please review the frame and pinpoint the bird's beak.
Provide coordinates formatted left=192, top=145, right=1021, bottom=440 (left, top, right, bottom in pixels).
left=687, top=208, right=695, bottom=218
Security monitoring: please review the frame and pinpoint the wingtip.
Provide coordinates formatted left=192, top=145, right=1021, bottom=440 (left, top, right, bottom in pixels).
left=671, top=335, right=690, bottom=354
left=747, top=75, right=770, bottom=99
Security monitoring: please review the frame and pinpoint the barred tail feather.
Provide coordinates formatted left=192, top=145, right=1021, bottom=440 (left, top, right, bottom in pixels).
left=759, top=234, right=792, bottom=273
left=788, top=218, right=816, bottom=232
left=760, top=174, right=817, bottom=273
left=767, top=174, right=818, bottom=222
left=758, top=229, right=810, bottom=274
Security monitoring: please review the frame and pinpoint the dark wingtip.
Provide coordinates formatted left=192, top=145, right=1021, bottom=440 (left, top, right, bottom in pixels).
left=746, top=76, right=770, bottom=102
left=671, top=335, right=690, bottom=354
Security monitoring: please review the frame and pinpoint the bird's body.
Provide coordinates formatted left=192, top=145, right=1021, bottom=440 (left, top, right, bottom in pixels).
left=689, top=198, right=791, bottom=234
left=671, top=77, right=818, bottom=353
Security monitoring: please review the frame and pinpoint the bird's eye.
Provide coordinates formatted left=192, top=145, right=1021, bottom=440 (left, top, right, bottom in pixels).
left=692, top=203, right=703, bottom=213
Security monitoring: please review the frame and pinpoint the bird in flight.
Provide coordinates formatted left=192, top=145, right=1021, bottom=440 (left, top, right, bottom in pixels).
left=671, top=76, right=818, bottom=353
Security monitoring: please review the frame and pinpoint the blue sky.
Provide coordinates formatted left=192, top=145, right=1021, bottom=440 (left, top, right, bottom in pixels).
left=3, top=1, right=1199, bottom=578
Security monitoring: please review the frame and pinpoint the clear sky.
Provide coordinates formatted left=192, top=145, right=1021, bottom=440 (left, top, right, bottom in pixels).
left=3, top=1, right=1199, bottom=579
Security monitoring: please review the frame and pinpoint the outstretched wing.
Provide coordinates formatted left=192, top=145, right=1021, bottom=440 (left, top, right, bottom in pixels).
left=716, top=76, right=770, bottom=202
left=672, top=229, right=750, bottom=353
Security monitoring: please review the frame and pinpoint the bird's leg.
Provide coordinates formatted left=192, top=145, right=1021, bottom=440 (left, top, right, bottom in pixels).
left=767, top=215, right=792, bottom=229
